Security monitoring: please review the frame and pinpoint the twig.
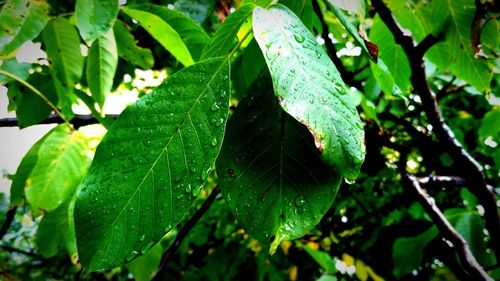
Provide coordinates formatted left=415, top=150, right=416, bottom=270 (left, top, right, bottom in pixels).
left=0, top=207, right=16, bottom=240
left=371, top=0, right=500, bottom=261
left=417, top=176, right=467, bottom=187
left=312, top=0, right=364, bottom=91
left=471, top=0, right=488, bottom=58
left=0, top=114, right=117, bottom=129
left=403, top=175, right=492, bottom=281
left=0, top=69, right=71, bottom=127
left=0, top=244, right=42, bottom=259
left=152, top=187, right=221, bottom=280
left=415, top=34, right=442, bottom=58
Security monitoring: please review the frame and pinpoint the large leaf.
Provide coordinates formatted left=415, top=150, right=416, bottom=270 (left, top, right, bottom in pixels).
left=130, top=4, right=209, bottom=61
left=200, top=4, right=255, bottom=59
left=25, top=125, right=90, bottom=215
left=216, top=77, right=341, bottom=254
left=0, top=0, right=49, bottom=57
left=326, top=0, right=364, bottom=15
left=74, top=58, right=230, bottom=271
left=392, top=227, right=438, bottom=277
left=122, top=7, right=194, bottom=66
left=113, top=20, right=154, bottom=69
left=86, top=29, right=118, bottom=108
left=75, top=0, right=119, bottom=43
left=253, top=4, right=365, bottom=181
left=42, top=18, right=84, bottom=91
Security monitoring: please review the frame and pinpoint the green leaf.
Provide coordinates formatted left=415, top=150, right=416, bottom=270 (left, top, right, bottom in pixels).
left=86, top=29, right=118, bottom=108
left=253, top=4, right=365, bottom=180
left=326, top=0, right=364, bottom=16
left=130, top=4, right=209, bottom=61
left=7, top=72, right=58, bottom=128
left=74, top=57, right=230, bottom=271
left=0, top=0, right=49, bottom=57
left=126, top=242, right=163, bottom=281
left=369, top=16, right=410, bottom=92
left=200, top=4, right=255, bottom=59
left=481, top=18, right=499, bottom=52
left=25, top=125, right=90, bottom=215
left=173, top=0, right=215, bottom=26
left=302, top=243, right=336, bottom=273
left=122, top=7, right=194, bottom=66
left=35, top=197, right=77, bottom=259
left=113, top=20, right=154, bottom=69
left=42, top=18, right=84, bottom=91
left=232, top=39, right=266, bottom=99
left=392, top=227, right=438, bottom=277
left=75, top=0, right=119, bottom=43
left=216, top=77, right=341, bottom=254
left=0, top=58, right=30, bottom=84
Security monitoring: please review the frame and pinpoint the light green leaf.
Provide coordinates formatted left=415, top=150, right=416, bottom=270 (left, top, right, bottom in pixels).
left=42, top=18, right=84, bottom=91
left=326, top=0, right=364, bottom=16
left=481, top=18, right=499, bottom=52
left=25, top=124, right=90, bottom=215
left=86, top=29, right=118, bottom=108
left=302, top=243, right=337, bottom=273
left=216, top=77, right=341, bottom=254
left=130, top=4, right=209, bottom=61
left=122, top=7, right=194, bottom=66
left=35, top=196, right=77, bottom=259
left=392, top=227, right=438, bottom=277
left=253, top=4, right=365, bottom=180
left=0, top=0, right=49, bottom=57
left=74, top=58, right=230, bottom=271
left=113, top=20, right=154, bottom=69
left=0, top=58, right=30, bottom=84
left=126, top=242, right=163, bottom=281
left=369, top=16, right=410, bottom=92
left=75, top=0, right=119, bottom=43
left=200, top=4, right=255, bottom=59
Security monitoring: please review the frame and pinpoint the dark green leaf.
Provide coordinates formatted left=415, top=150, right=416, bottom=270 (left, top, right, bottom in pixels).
left=126, top=242, right=163, bottom=281
left=42, top=18, right=84, bottom=93
left=392, top=227, right=438, bottom=277
left=173, top=0, right=215, bottom=26
left=74, top=57, right=230, bottom=271
left=25, top=124, right=90, bottom=215
left=216, top=77, right=341, bottom=254
left=253, top=4, right=365, bottom=180
left=232, top=39, right=266, bottom=99
left=0, top=58, right=30, bottom=84
left=0, top=0, right=49, bottom=57
left=122, top=7, right=194, bottom=66
left=86, top=29, right=118, bottom=108
left=130, top=4, right=209, bottom=61
left=113, top=20, right=154, bottom=69
left=75, top=0, right=119, bottom=43
left=200, top=4, right=255, bottom=59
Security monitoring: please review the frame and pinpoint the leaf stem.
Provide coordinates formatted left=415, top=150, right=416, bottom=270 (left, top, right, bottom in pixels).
left=0, top=69, right=72, bottom=127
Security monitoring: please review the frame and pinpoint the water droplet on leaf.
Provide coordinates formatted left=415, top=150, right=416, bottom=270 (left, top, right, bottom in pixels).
left=295, top=195, right=306, bottom=207
left=294, top=34, right=305, bottom=43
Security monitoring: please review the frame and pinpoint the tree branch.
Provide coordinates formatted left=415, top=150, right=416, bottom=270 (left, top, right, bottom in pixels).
left=0, top=244, right=42, bottom=259
left=371, top=0, right=500, bottom=261
left=152, top=187, right=221, bottom=280
left=403, top=175, right=492, bottom=281
left=312, top=0, right=364, bottom=91
left=415, top=34, right=442, bottom=58
left=0, top=114, right=117, bottom=129
left=0, top=207, right=16, bottom=240
left=417, top=176, right=467, bottom=187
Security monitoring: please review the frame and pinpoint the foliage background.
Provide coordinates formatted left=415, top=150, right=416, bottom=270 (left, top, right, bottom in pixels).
left=0, top=0, right=499, bottom=280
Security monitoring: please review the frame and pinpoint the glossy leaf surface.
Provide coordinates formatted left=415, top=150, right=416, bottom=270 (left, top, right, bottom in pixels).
left=122, top=7, right=194, bottom=66
left=75, top=58, right=230, bottom=271
left=216, top=77, right=341, bottom=254
left=75, top=0, right=119, bottom=43
left=0, top=0, right=49, bottom=57
left=253, top=4, right=365, bottom=180
left=86, top=29, right=118, bottom=108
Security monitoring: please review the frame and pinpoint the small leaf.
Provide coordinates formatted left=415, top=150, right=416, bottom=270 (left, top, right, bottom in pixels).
left=25, top=125, right=90, bottom=215
left=74, top=58, right=230, bottom=271
left=392, top=227, right=438, bottom=277
left=0, top=58, right=30, bottom=83
left=302, top=243, right=337, bottom=273
left=125, top=242, right=163, bottom=281
left=122, top=7, right=194, bottom=66
left=0, top=0, right=49, bottom=57
left=86, top=29, right=118, bottom=108
left=326, top=0, right=364, bottom=16
left=75, top=0, right=119, bottom=43
left=130, top=4, right=209, bottom=61
left=216, top=77, right=341, bottom=254
left=201, top=4, right=255, bottom=59
left=113, top=20, right=154, bottom=69
left=253, top=4, right=365, bottom=180
left=42, top=18, right=84, bottom=92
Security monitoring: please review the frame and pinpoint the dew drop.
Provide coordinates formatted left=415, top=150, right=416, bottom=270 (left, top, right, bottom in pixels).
left=185, top=183, right=192, bottom=193
left=192, top=186, right=201, bottom=197
left=295, top=195, right=306, bottom=207
left=211, top=137, right=218, bottom=146
left=344, top=178, right=355, bottom=184
left=293, top=34, right=305, bottom=43
left=125, top=250, right=139, bottom=262
left=141, top=242, right=154, bottom=254
left=210, top=103, right=220, bottom=112
left=139, top=234, right=145, bottom=242
left=201, top=167, right=211, bottom=181
left=315, top=50, right=322, bottom=58
left=174, top=173, right=183, bottom=183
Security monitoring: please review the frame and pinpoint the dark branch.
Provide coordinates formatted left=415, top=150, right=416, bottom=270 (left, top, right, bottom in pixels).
left=0, top=114, right=117, bottom=129
left=153, top=187, right=221, bottom=280
left=471, top=0, right=488, bottom=58
left=0, top=207, right=16, bottom=240
left=312, top=0, right=364, bottom=91
left=0, top=244, right=42, bottom=259
left=372, top=0, right=500, bottom=261
left=415, top=34, right=442, bottom=58
left=403, top=175, right=492, bottom=281
left=417, top=176, right=467, bottom=187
